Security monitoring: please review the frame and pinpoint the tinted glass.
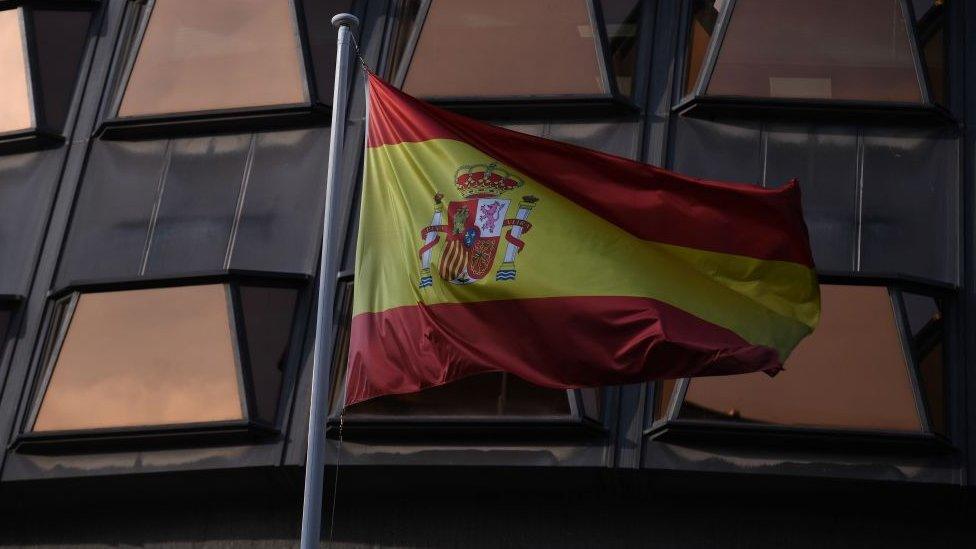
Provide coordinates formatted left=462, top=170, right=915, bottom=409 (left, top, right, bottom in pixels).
left=299, top=0, right=353, bottom=102
left=654, top=378, right=676, bottom=421
left=0, top=8, right=33, bottom=132
left=707, top=0, right=922, bottom=102
left=30, top=7, right=93, bottom=131
left=914, top=1, right=946, bottom=105
left=601, top=0, right=642, bottom=98
left=0, top=307, right=11, bottom=343
left=683, top=0, right=725, bottom=96
left=904, top=292, right=945, bottom=435
left=119, top=0, right=307, bottom=117
left=681, top=285, right=923, bottom=432
left=401, top=0, right=608, bottom=98
left=331, top=283, right=570, bottom=416
left=32, top=285, right=244, bottom=432
left=238, top=285, right=299, bottom=425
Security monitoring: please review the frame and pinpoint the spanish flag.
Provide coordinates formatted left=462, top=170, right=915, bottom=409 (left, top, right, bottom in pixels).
left=345, top=73, right=820, bottom=406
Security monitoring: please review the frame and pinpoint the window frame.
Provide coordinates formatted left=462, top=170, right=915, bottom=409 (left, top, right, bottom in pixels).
left=13, top=270, right=308, bottom=453
left=324, top=276, right=608, bottom=441
left=379, top=0, right=641, bottom=120
left=96, top=0, right=357, bottom=140
left=672, top=0, right=956, bottom=126
left=0, top=0, right=98, bottom=154
left=645, top=275, right=955, bottom=455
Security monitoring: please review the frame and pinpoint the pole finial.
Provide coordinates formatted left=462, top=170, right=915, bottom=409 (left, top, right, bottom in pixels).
left=332, top=13, right=359, bottom=29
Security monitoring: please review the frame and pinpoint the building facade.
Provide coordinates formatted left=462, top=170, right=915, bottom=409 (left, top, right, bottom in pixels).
left=0, top=0, right=974, bottom=546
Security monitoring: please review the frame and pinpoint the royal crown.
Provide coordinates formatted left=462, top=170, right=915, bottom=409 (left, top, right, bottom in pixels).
left=454, top=163, right=523, bottom=198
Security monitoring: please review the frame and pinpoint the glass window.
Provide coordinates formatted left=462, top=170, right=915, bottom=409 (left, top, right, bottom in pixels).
left=0, top=306, right=12, bottom=343
left=118, top=0, right=308, bottom=118
left=238, top=284, right=299, bottom=425
left=914, top=0, right=947, bottom=105
left=683, top=0, right=726, bottom=96
left=30, top=6, right=94, bottom=132
left=397, top=0, right=613, bottom=98
left=903, top=292, right=946, bottom=435
left=32, top=285, right=245, bottom=432
left=602, top=0, right=642, bottom=98
left=0, top=8, right=33, bottom=133
left=330, top=282, right=572, bottom=417
left=704, top=0, right=923, bottom=102
left=653, top=378, right=676, bottom=421
left=680, top=285, right=924, bottom=432
left=0, top=5, right=95, bottom=137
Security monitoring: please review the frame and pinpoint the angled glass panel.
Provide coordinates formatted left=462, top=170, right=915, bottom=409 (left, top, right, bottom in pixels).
left=683, top=0, right=726, bottom=96
left=706, top=0, right=923, bottom=102
left=330, top=282, right=571, bottom=416
left=118, top=0, right=308, bottom=118
left=32, top=285, right=245, bottom=432
left=0, top=8, right=33, bottom=133
left=681, top=285, right=923, bottom=432
left=0, top=306, right=11, bottom=343
left=238, top=284, right=299, bottom=425
left=903, top=291, right=946, bottom=435
left=913, top=0, right=947, bottom=105
left=653, top=378, right=676, bottom=421
left=400, top=0, right=610, bottom=98
left=30, top=6, right=94, bottom=132
left=601, top=0, right=642, bottom=98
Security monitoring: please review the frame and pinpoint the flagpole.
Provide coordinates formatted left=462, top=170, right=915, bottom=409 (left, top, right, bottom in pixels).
left=300, top=12, right=359, bottom=549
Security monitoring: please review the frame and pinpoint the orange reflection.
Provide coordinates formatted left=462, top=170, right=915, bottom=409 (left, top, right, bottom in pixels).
left=33, top=285, right=244, bottom=432
left=119, top=0, right=306, bottom=117
left=403, top=0, right=607, bottom=97
left=0, top=9, right=33, bottom=132
left=707, top=0, right=922, bottom=102
left=683, top=285, right=922, bottom=432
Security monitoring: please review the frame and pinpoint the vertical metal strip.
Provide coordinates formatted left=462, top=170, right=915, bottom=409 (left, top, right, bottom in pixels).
left=224, top=133, right=259, bottom=270
left=139, top=138, right=173, bottom=276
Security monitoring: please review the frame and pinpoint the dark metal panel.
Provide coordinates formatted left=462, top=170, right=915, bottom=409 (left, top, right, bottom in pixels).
left=670, top=117, right=762, bottom=183
left=0, top=151, right=61, bottom=295
left=55, top=139, right=167, bottom=287
left=548, top=120, right=640, bottom=159
left=1, top=444, right=283, bottom=482
left=640, top=440, right=959, bottom=485
left=144, top=135, right=250, bottom=275
left=763, top=124, right=859, bottom=271
left=859, top=127, right=958, bottom=284
left=228, top=128, right=331, bottom=275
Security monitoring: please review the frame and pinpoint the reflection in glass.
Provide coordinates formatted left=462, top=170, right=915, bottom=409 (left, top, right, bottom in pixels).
left=401, top=0, right=608, bottom=98
left=683, top=0, right=724, bottom=96
left=32, top=285, right=245, bottom=432
left=905, top=292, right=946, bottom=435
left=706, top=0, right=922, bottom=102
left=238, top=285, right=299, bottom=425
left=119, top=0, right=307, bottom=117
left=654, top=378, right=676, bottom=421
left=681, top=285, right=923, bottom=432
left=914, top=0, right=947, bottom=105
left=601, top=0, right=642, bottom=98
left=0, top=8, right=33, bottom=133
left=30, top=7, right=94, bottom=132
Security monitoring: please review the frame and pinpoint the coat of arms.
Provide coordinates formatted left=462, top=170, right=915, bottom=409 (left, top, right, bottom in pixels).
left=418, top=163, right=538, bottom=288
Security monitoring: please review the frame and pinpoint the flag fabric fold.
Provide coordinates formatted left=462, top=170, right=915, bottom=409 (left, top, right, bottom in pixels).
left=344, top=72, right=820, bottom=407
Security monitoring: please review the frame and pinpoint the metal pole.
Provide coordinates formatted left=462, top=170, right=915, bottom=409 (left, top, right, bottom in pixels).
left=300, top=12, right=359, bottom=549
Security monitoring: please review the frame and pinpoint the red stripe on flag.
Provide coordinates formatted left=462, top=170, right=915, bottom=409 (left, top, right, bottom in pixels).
left=344, top=296, right=782, bottom=406
left=366, top=73, right=814, bottom=267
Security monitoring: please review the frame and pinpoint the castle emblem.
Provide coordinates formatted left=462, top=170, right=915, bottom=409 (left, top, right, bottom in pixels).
left=418, top=163, right=539, bottom=288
